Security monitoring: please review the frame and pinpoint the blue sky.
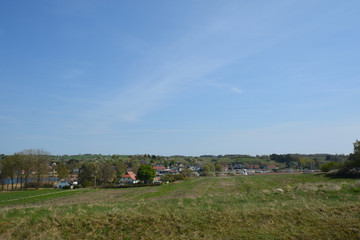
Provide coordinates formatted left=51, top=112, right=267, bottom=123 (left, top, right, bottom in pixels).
left=1, top=0, right=360, bottom=155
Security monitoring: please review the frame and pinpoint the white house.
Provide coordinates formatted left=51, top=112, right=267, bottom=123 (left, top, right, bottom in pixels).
left=119, top=171, right=139, bottom=185
left=56, top=179, right=73, bottom=189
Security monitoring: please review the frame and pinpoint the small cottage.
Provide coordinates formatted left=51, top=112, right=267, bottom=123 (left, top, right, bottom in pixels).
left=57, top=179, right=73, bottom=189
left=119, top=171, right=139, bottom=185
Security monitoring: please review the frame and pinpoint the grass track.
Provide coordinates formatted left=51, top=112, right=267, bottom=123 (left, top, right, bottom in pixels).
left=0, top=189, right=87, bottom=207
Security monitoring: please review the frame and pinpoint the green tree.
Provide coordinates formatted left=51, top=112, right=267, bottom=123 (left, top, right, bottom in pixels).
left=137, top=165, right=156, bottom=184
left=57, top=163, right=69, bottom=179
left=348, top=139, right=360, bottom=167
left=320, top=161, right=341, bottom=172
left=100, top=162, right=116, bottom=184
left=298, top=158, right=315, bottom=170
left=215, top=162, right=223, bottom=172
left=170, top=160, right=176, bottom=167
left=200, top=164, right=215, bottom=176
left=111, top=154, right=121, bottom=161
left=116, top=160, right=127, bottom=179
left=180, top=168, right=194, bottom=177
left=130, top=159, right=139, bottom=173
left=79, top=163, right=94, bottom=187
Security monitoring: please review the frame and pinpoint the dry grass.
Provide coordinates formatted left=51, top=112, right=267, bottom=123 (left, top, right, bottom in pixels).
left=1, top=174, right=360, bottom=239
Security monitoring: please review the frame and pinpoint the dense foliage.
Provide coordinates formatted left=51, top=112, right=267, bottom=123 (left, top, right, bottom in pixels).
left=136, top=165, right=156, bottom=184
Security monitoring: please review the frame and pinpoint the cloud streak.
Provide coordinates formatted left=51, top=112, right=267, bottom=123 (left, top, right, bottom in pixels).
left=72, top=1, right=302, bottom=131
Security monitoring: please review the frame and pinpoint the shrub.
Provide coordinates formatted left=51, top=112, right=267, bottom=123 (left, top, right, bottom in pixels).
left=173, top=174, right=185, bottom=181
left=320, top=161, right=341, bottom=172
left=82, top=179, right=91, bottom=188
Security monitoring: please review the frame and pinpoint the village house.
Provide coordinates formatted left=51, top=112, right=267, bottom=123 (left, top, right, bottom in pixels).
left=56, top=179, right=74, bottom=189
left=140, top=160, right=148, bottom=165
left=119, top=171, right=139, bottom=185
left=267, top=165, right=277, bottom=169
left=153, top=166, right=165, bottom=172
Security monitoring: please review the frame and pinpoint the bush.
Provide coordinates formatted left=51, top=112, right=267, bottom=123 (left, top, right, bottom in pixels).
left=24, top=182, right=38, bottom=189
left=42, top=183, right=55, bottom=188
left=61, top=186, right=71, bottom=189
left=82, top=179, right=91, bottom=188
left=320, top=161, right=341, bottom=172
left=160, top=174, right=173, bottom=182
left=173, top=174, right=185, bottom=181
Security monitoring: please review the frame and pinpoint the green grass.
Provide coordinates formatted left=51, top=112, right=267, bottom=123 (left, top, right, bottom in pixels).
left=0, top=189, right=87, bottom=207
left=0, top=174, right=359, bottom=239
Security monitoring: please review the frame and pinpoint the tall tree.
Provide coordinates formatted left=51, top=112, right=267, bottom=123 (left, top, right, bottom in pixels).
left=57, top=163, right=69, bottom=179
left=92, top=162, right=101, bottom=187
left=215, top=162, right=223, bottom=172
left=100, top=162, right=116, bottom=184
left=13, top=153, right=25, bottom=189
left=79, top=162, right=94, bottom=187
left=130, top=159, right=139, bottom=173
left=116, top=160, right=127, bottom=179
left=33, top=149, right=50, bottom=188
left=348, top=139, right=360, bottom=167
left=1, top=156, right=16, bottom=189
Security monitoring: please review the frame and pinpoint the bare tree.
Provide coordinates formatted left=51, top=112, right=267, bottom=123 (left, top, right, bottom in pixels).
left=1, top=156, right=16, bottom=190
left=93, top=162, right=101, bottom=187
left=100, top=162, right=116, bottom=185
left=14, top=153, right=25, bottom=190
left=18, top=149, right=50, bottom=189
left=33, top=149, right=50, bottom=188
left=18, top=149, right=35, bottom=189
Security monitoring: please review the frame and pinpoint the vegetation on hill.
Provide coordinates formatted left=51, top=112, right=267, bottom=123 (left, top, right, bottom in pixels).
left=0, top=140, right=358, bottom=190
left=325, top=140, right=360, bottom=178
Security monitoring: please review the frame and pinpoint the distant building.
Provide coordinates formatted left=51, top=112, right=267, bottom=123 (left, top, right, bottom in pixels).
left=233, top=164, right=246, bottom=169
left=119, top=171, right=139, bottom=185
left=57, top=179, right=74, bottom=189
left=153, top=166, right=165, bottom=172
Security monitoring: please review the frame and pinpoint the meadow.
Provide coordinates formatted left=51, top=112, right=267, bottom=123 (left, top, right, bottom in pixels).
left=0, top=174, right=359, bottom=239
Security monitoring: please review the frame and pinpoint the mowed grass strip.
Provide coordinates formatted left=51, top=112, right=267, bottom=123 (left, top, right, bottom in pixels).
left=0, top=189, right=86, bottom=207
left=0, top=174, right=360, bottom=239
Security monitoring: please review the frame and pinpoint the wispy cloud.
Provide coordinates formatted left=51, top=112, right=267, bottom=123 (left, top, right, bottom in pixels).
left=67, top=1, right=333, bottom=133
left=231, top=87, right=243, bottom=94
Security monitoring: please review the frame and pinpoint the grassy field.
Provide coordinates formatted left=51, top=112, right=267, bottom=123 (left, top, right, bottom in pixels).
left=0, top=174, right=359, bottom=239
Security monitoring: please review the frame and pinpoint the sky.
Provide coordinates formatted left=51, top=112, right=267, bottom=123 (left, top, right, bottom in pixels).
left=1, top=0, right=360, bottom=156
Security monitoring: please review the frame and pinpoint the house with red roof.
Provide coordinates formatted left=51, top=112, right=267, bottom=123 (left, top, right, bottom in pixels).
left=153, top=166, right=165, bottom=172
left=119, top=171, right=139, bottom=185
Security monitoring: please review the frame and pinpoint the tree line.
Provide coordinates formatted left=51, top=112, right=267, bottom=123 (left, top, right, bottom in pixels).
left=0, top=149, right=50, bottom=190
left=321, top=140, right=360, bottom=177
